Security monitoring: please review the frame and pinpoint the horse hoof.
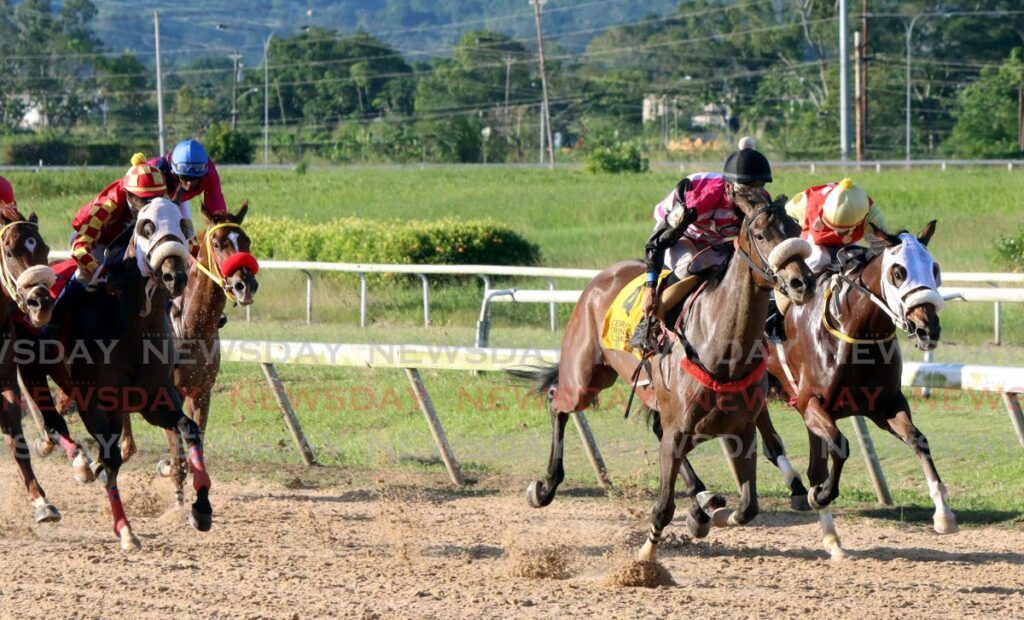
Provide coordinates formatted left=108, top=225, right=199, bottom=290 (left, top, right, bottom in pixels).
left=72, top=453, right=96, bottom=484
left=638, top=539, right=656, bottom=562
left=933, top=513, right=958, bottom=535
left=790, top=494, right=812, bottom=512
left=823, top=533, right=845, bottom=561
left=710, top=508, right=732, bottom=528
left=90, top=462, right=109, bottom=486
left=685, top=513, right=711, bottom=539
left=696, top=491, right=726, bottom=512
left=807, top=488, right=829, bottom=511
left=34, top=501, right=61, bottom=523
left=189, top=507, right=213, bottom=532
left=526, top=480, right=554, bottom=509
left=156, top=458, right=173, bottom=478
left=33, top=437, right=56, bottom=458
left=120, top=527, right=141, bottom=551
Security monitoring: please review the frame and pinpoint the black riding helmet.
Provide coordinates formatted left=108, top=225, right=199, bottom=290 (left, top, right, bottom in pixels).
left=723, top=136, right=772, bottom=184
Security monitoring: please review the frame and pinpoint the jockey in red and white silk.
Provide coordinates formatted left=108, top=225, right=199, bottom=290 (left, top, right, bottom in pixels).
left=0, top=175, right=15, bottom=207
left=785, top=178, right=888, bottom=272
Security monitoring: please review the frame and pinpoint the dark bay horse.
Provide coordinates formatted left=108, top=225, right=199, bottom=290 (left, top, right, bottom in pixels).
left=42, top=198, right=213, bottom=550
left=121, top=202, right=259, bottom=505
left=0, top=207, right=65, bottom=522
left=759, top=222, right=949, bottom=559
left=517, top=189, right=815, bottom=562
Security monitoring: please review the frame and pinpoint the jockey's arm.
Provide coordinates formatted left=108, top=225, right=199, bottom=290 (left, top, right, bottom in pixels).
left=70, top=199, right=117, bottom=282
left=201, top=160, right=228, bottom=215
left=644, top=204, right=695, bottom=287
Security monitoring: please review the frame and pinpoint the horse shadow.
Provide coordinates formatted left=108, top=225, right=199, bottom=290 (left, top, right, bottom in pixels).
left=857, top=505, right=1022, bottom=527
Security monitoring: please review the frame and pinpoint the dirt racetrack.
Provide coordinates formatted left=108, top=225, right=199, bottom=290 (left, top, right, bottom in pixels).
left=1, top=458, right=1021, bottom=619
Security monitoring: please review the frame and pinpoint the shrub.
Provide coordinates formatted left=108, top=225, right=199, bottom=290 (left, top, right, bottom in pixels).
left=243, top=217, right=541, bottom=279
left=204, top=123, right=253, bottom=164
left=585, top=143, right=649, bottom=174
left=995, top=226, right=1024, bottom=271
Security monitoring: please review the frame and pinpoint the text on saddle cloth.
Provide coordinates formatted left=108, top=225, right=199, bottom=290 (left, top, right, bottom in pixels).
left=599, top=271, right=670, bottom=359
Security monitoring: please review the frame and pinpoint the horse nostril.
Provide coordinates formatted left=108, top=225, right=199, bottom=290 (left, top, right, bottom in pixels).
left=26, top=297, right=40, bottom=308
left=234, top=281, right=245, bottom=293
left=162, top=272, right=175, bottom=283
left=790, top=278, right=804, bottom=290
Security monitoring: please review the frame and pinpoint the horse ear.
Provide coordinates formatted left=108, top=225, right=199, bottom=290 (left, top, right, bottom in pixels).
left=200, top=201, right=214, bottom=222
left=235, top=200, right=248, bottom=223
left=917, top=220, right=937, bottom=247
left=870, top=223, right=900, bottom=247
left=28, top=212, right=38, bottom=224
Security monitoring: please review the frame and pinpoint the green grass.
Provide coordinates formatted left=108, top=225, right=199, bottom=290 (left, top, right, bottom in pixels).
left=7, top=165, right=1023, bottom=518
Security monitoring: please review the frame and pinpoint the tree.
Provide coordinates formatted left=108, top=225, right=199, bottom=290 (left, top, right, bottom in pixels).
left=947, top=49, right=1024, bottom=158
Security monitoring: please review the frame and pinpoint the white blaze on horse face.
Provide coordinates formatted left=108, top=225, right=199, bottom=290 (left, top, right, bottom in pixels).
left=881, top=234, right=944, bottom=317
left=24, top=237, right=36, bottom=253
left=228, top=231, right=240, bottom=252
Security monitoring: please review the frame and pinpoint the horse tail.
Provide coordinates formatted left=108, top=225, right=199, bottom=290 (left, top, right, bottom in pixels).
left=639, top=404, right=663, bottom=440
left=506, top=364, right=560, bottom=397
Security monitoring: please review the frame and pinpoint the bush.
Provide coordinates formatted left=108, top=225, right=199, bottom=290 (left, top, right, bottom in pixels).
left=0, top=135, right=150, bottom=165
left=585, top=143, right=649, bottom=174
left=244, top=217, right=541, bottom=276
left=995, top=226, right=1024, bottom=271
left=204, top=123, right=253, bottom=164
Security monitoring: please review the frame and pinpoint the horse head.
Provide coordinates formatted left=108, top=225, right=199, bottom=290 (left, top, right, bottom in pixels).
left=132, top=198, right=191, bottom=298
left=731, top=186, right=815, bottom=306
left=870, top=220, right=942, bottom=351
left=0, top=207, right=55, bottom=327
left=200, top=201, right=259, bottom=306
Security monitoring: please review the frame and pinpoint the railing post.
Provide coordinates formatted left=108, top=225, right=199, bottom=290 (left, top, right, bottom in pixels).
left=405, top=368, right=464, bottom=486
left=1003, top=393, right=1024, bottom=450
left=922, top=350, right=934, bottom=399
left=546, top=278, right=557, bottom=332
left=359, top=273, right=367, bottom=328
left=477, top=274, right=491, bottom=297
left=260, top=363, right=317, bottom=467
left=245, top=304, right=251, bottom=323
left=300, top=269, right=313, bottom=325
left=417, top=274, right=430, bottom=327
left=851, top=416, right=893, bottom=506
left=994, top=301, right=1002, bottom=345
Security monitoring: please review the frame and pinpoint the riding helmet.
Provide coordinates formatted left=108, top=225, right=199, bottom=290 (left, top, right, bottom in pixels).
left=171, top=139, right=210, bottom=178
left=723, top=136, right=772, bottom=184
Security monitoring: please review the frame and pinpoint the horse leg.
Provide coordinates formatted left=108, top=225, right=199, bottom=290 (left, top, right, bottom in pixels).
left=720, top=423, right=760, bottom=526
left=163, top=427, right=188, bottom=507
left=802, top=398, right=848, bottom=560
left=80, top=406, right=139, bottom=550
left=678, top=454, right=716, bottom=538
left=20, top=365, right=97, bottom=484
left=190, top=392, right=213, bottom=432
left=875, top=395, right=957, bottom=534
left=141, top=391, right=213, bottom=532
left=756, top=407, right=810, bottom=511
left=526, top=407, right=570, bottom=508
left=638, top=430, right=685, bottom=562
left=1, top=387, right=60, bottom=523
left=120, top=414, right=136, bottom=463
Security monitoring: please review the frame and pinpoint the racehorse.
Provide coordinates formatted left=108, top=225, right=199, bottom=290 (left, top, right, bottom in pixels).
left=515, top=188, right=814, bottom=562
left=46, top=198, right=213, bottom=550
left=120, top=202, right=259, bottom=506
left=0, top=206, right=66, bottom=522
left=758, top=221, right=951, bottom=559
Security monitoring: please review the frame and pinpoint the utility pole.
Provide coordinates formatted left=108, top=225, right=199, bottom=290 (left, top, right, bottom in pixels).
left=229, top=50, right=242, bottom=130
left=154, top=10, right=166, bottom=154
left=1018, top=87, right=1024, bottom=151
left=838, top=0, right=851, bottom=160
left=861, top=0, right=869, bottom=158
left=854, top=31, right=863, bottom=161
left=530, top=0, right=555, bottom=169
left=264, top=32, right=276, bottom=164
left=504, top=54, right=513, bottom=116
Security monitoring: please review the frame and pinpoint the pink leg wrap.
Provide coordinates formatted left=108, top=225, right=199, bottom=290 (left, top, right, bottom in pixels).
left=107, top=487, right=129, bottom=535
left=58, top=435, right=78, bottom=460
left=188, top=446, right=211, bottom=491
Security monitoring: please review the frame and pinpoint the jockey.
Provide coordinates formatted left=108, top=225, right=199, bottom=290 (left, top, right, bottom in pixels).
left=0, top=175, right=15, bottom=207
left=69, top=153, right=173, bottom=284
left=633, top=137, right=774, bottom=347
left=766, top=177, right=888, bottom=341
left=150, top=139, right=227, bottom=220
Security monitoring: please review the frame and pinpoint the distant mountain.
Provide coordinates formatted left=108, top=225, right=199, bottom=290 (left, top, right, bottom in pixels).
left=85, top=0, right=682, bottom=67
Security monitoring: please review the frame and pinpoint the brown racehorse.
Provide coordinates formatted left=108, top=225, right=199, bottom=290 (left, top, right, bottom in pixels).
left=758, top=222, right=949, bottom=560
left=515, top=188, right=814, bottom=562
left=35, top=198, right=213, bottom=550
left=120, top=202, right=259, bottom=505
left=0, top=207, right=64, bottom=522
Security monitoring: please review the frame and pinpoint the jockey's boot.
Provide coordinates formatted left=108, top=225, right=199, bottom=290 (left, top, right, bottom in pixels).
left=765, top=295, right=792, bottom=343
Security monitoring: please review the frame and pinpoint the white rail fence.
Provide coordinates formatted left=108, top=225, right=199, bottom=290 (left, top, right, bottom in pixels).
left=217, top=340, right=1024, bottom=503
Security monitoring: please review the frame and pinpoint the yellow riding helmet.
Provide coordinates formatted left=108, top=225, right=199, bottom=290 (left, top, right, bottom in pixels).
left=822, top=178, right=869, bottom=230
left=123, top=152, right=167, bottom=198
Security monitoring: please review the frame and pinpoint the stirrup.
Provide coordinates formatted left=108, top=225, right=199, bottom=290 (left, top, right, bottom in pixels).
left=628, top=316, right=658, bottom=352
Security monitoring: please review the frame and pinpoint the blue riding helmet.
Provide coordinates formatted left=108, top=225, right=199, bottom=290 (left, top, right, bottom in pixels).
left=171, top=139, right=209, bottom=178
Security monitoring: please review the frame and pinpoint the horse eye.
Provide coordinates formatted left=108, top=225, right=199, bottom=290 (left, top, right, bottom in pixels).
left=889, top=265, right=907, bottom=286
left=754, top=233, right=765, bottom=241
left=138, top=220, right=155, bottom=239
left=933, top=264, right=942, bottom=286
left=4, top=250, right=11, bottom=258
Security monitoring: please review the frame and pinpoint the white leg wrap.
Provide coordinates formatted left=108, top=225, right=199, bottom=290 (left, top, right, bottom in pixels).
left=818, top=508, right=845, bottom=560
left=777, top=455, right=798, bottom=487
left=32, top=497, right=48, bottom=509
left=696, top=491, right=717, bottom=512
left=927, top=478, right=958, bottom=534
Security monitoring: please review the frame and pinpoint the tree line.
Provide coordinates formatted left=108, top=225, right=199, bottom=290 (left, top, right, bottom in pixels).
left=2, top=0, right=1023, bottom=165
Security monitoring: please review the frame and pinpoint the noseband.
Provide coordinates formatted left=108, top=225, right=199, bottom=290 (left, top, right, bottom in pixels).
left=0, top=219, right=41, bottom=314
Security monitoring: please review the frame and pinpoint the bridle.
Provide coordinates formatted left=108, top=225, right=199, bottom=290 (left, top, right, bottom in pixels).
left=191, top=221, right=247, bottom=303
left=0, top=219, right=41, bottom=314
left=831, top=249, right=917, bottom=339
left=733, top=203, right=794, bottom=296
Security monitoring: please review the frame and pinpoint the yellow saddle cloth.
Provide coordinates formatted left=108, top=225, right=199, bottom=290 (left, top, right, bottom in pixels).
left=599, top=271, right=670, bottom=358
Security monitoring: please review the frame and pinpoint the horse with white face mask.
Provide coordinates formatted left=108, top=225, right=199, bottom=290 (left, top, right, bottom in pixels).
left=756, top=220, right=954, bottom=560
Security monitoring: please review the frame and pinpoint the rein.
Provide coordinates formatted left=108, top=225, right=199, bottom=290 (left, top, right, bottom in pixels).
left=0, top=219, right=38, bottom=314
left=831, top=265, right=915, bottom=338
left=191, top=222, right=244, bottom=303
left=733, top=203, right=790, bottom=295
